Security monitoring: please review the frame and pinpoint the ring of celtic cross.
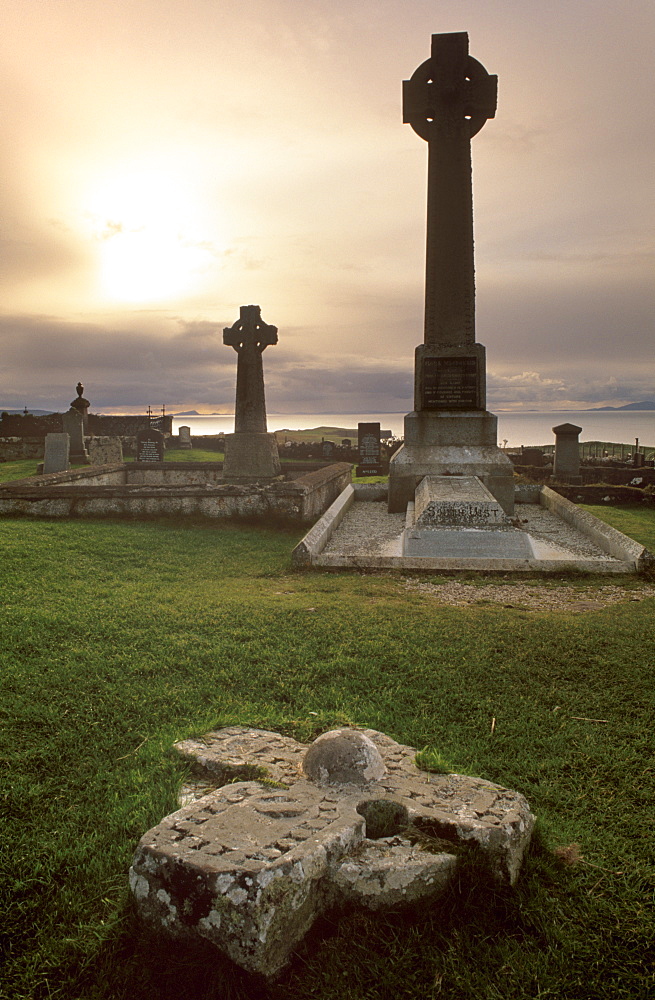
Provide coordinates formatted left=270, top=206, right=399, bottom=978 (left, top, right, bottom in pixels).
left=406, top=55, right=495, bottom=141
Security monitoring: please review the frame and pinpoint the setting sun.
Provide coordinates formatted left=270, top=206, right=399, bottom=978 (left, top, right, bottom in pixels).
left=86, top=165, right=215, bottom=303
left=99, top=226, right=208, bottom=303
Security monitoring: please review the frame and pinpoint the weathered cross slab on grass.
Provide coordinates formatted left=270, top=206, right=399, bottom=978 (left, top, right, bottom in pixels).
left=130, top=726, right=535, bottom=977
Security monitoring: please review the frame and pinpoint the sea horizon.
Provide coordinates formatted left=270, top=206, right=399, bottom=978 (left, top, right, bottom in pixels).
left=169, top=409, right=655, bottom=450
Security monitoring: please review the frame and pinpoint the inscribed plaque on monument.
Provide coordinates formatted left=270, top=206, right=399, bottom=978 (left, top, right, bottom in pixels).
left=422, top=357, right=479, bottom=410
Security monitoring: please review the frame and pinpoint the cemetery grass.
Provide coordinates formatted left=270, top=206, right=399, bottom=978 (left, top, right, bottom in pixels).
left=2, top=516, right=654, bottom=1000
left=580, top=503, right=655, bottom=552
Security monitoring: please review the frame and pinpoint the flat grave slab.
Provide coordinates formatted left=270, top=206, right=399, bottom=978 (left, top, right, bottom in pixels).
left=415, top=475, right=511, bottom=527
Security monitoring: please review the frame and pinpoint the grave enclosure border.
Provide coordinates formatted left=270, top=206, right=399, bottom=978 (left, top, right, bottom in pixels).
left=0, top=462, right=352, bottom=524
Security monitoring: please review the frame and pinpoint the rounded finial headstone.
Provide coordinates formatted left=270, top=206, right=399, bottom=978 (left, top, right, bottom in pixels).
left=302, top=729, right=386, bottom=786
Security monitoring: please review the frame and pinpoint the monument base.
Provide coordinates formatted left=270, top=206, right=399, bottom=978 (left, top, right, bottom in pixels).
left=388, top=410, right=515, bottom=515
left=222, top=431, right=282, bottom=480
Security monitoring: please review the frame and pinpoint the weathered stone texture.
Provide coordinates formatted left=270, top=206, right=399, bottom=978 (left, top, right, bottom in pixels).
left=130, top=727, right=535, bottom=977
left=86, top=436, right=124, bottom=465
left=0, top=463, right=352, bottom=524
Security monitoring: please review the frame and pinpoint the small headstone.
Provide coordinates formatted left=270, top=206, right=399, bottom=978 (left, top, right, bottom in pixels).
left=357, top=422, right=381, bottom=476
left=86, top=436, right=124, bottom=465
left=322, top=440, right=334, bottom=459
left=552, top=423, right=582, bottom=483
left=178, top=425, right=192, bottom=449
left=136, top=427, right=165, bottom=462
left=43, top=433, right=70, bottom=474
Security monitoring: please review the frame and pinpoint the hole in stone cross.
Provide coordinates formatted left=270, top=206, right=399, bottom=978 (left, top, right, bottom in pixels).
left=357, top=800, right=408, bottom=840
left=406, top=816, right=474, bottom=855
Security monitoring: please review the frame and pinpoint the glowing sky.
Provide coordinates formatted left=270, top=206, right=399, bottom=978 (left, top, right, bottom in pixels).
left=1, top=0, right=653, bottom=413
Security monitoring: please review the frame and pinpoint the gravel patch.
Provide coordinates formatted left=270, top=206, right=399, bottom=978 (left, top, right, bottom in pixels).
left=322, top=500, right=406, bottom=556
left=402, top=579, right=655, bottom=612
left=514, top=504, right=612, bottom=559
left=323, top=499, right=619, bottom=562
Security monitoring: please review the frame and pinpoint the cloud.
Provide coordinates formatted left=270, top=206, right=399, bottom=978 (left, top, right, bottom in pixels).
left=0, top=311, right=650, bottom=414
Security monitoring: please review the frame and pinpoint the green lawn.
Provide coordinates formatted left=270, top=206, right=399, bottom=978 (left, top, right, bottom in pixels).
left=1, top=483, right=654, bottom=998
left=0, top=458, right=41, bottom=481
left=581, top=503, right=655, bottom=552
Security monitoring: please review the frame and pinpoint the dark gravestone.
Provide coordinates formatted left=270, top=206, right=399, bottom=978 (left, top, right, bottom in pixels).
left=322, top=440, right=334, bottom=459
left=552, top=423, right=582, bottom=483
left=357, top=422, right=382, bottom=476
left=62, top=407, right=88, bottom=462
left=136, top=427, right=165, bottom=462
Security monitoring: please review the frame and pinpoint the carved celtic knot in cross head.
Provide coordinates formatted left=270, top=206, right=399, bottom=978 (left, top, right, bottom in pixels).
left=403, top=32, right=497, bottom=142
left=223, top=305, right=278, bottom=354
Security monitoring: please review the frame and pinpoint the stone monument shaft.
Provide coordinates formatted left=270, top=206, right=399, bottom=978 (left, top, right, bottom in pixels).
left=223, top=305, right=277, bottom=433
left=389, top=33, right=514, bottom=515
left=403, top=32, right=497, bottom=349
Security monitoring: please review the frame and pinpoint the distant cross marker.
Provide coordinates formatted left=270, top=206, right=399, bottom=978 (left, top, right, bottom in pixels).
left=403, top=32, right=497, bottom=348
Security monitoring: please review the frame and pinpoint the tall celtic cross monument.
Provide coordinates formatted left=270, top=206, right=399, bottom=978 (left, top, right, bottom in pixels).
left=222, top=304, right=281, bottom=480
left=388, top=33, right=514, bottom=514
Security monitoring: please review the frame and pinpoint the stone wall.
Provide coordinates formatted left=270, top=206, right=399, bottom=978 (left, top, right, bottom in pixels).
left=550, top=484, right=655, bottom=506
left=0, top=437, right=44, bottom=460
left=0, top=463, right=352, bottom=524
left=87, top=414, right=173, bottom=436
left=517, top=464, right=655, bottom=486
left=86, top=436, right=124, bottom=465
left=128, top=463, right=224, bottom=485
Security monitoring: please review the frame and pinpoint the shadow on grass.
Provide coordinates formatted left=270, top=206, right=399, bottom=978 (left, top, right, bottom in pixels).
left=38, top=830, right=595, bottom=1000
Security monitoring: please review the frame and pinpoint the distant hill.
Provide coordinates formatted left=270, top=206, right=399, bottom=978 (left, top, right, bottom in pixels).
left=171, top=410, right=201, bottom=416
left=589, top=401, right=655, bottom=411
left=0, top=408, right=56, bottom=416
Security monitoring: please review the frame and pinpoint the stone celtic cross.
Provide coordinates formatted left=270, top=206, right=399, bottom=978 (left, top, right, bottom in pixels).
left=223, top=305, right=278, bottom=434
left=403, top=32, right=497, bottom=348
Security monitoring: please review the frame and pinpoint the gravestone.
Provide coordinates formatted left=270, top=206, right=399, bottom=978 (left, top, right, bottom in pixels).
left=552, top=422, right=582, bottom=483
left=136, top=427, right=165, bottom=462
left=357, top=422, right=382, bottom=476
left=62, top=407, right=88, bottom=463
left=86, top=436, right=124, bottom=465
left=222, top=305, right=281, bottom=480
left=43, top=433, right=70, bottom=474
left=388, top=33, right=514, bottom=514
left=322, top=440, right=334, bottom=459
left=178, top=425, right=192, bottom=449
